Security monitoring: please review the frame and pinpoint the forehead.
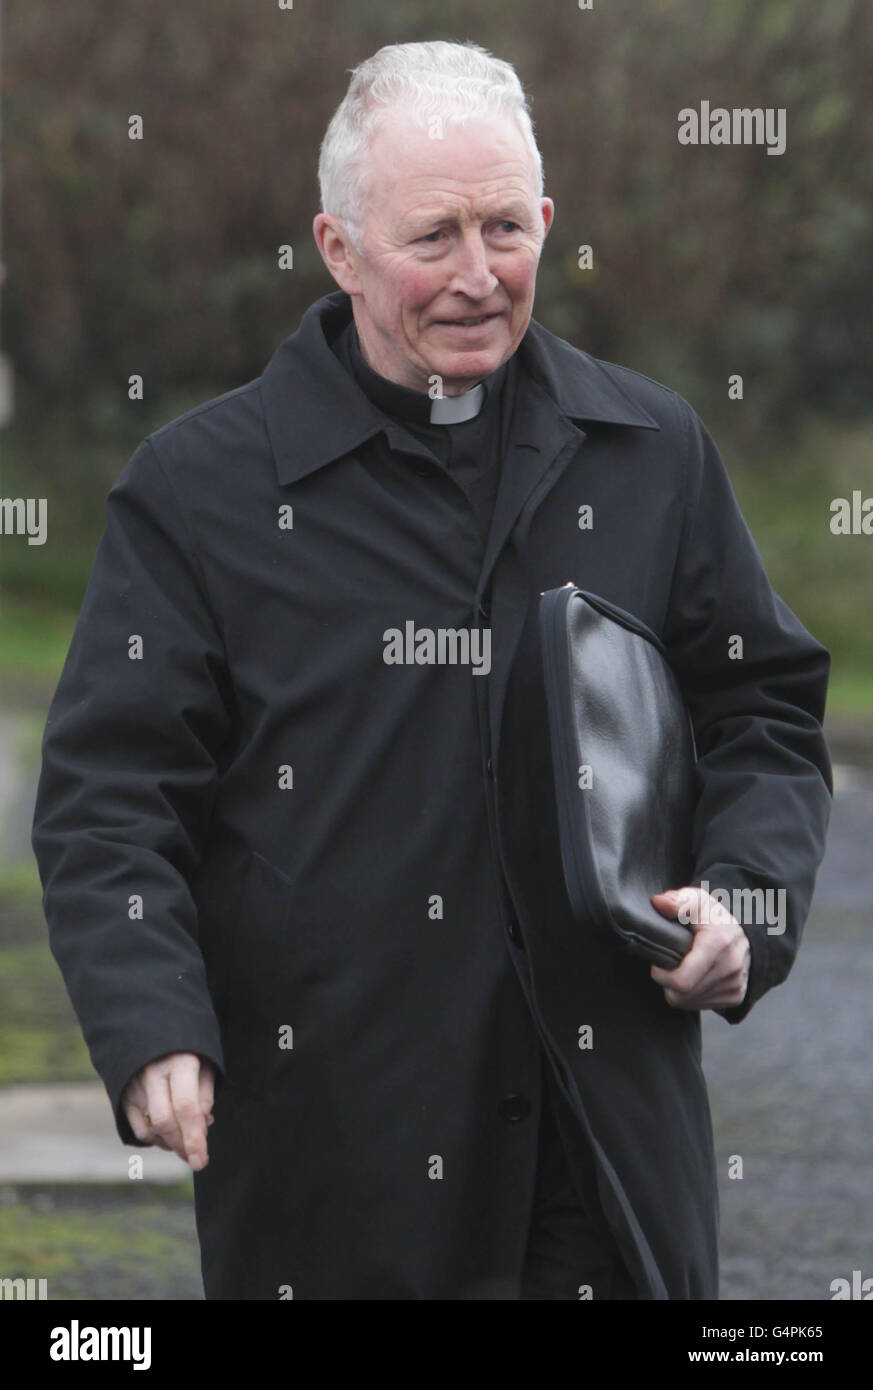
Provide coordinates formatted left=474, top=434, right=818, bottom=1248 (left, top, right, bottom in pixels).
left=365, top=108, right=539, bottom=213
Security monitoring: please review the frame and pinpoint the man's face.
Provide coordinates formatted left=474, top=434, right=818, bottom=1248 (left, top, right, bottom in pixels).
left=316, top=110, right=554, bottom=395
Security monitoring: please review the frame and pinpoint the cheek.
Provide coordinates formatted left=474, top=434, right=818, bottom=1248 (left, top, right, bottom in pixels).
left=394, top=265, right=445, bottom=322
left=504, top=255, right=539, bottom=306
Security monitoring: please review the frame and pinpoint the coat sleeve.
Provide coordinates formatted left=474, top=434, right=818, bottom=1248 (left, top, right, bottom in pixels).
left=661, top=398, right=834, bottom=1023
left=31, top=436, right=233, bottom=1144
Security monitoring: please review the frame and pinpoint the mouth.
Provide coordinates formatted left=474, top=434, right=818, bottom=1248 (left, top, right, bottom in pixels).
left=433, top=312, right=502, bottom=329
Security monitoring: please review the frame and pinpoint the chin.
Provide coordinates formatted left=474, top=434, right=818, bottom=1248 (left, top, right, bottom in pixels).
left=438, top=345, right=507, bottom=381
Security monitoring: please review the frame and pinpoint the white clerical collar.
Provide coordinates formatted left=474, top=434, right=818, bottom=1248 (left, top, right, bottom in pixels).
left=344, top=321, right=504, bottom=427
left=428, top=383, right=486, bottom=424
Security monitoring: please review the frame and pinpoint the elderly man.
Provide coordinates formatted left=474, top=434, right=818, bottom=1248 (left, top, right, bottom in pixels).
left=32, top=41, right=832, bottom=1300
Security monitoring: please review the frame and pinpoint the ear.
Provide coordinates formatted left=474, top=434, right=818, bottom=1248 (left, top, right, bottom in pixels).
left=540, top=197, right=555, bottom=238
left=313, top=213, right=362, bottom=294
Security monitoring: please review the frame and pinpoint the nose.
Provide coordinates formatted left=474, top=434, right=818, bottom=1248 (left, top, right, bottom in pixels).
left=446, top=231, right=499, bottom=301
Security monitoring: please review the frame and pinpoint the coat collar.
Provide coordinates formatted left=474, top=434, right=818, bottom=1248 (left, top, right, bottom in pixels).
left=259, top=291, right=659, bottom=486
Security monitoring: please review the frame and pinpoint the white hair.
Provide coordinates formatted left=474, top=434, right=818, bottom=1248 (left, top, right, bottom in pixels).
left=317, top=40, right=545, bottom=251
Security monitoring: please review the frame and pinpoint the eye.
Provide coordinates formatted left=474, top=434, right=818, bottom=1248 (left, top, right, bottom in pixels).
left=495, top=221, right=521, bottom=234
left=419, top=229, right=446, bottom=243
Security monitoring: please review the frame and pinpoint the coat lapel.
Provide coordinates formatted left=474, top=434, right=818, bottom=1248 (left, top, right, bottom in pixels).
left=474, top=315, right=661, bottom=776
left=478, top=371, right=587, bottom=774
left=476, top=370, right=586, bottom=608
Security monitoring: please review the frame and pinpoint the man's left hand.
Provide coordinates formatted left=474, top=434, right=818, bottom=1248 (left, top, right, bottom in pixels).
left=649, top=887, right=750, bottom=1011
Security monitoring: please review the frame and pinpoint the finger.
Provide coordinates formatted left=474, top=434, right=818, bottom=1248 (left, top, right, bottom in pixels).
left=198, top=1059, right=215, bottom=1121
left=651, top=889, right=682, bottom=914
left=134, top=1128, right=174, bottom=1152
left=651, top=887, right=699, bottom=923
left=125, top=1097, right=175, bottom=1150
left=669, top=950, right=732, bottom=999
left=688, top=948, right=748, bottom=1001
left=691, top=960, right=751, bottom=1009
left=663, top=957, right=750, bottom=1010
left=143, top=1073, right=187, bottom=1164
left=168, top=1059, right=210, bottom=1171
left=666, top=982, right=746, bottom=1011
left=123, top=1074, right=147, bottom=1105
left=125, top=1101, right=154, bottom=1144
left=683, top=922, right=750, bottom=995
left=650, top=928, right=722, bottom=994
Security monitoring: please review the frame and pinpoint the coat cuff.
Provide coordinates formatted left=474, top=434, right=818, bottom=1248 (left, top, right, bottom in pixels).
left=714, top=920, right=766, bottom=1025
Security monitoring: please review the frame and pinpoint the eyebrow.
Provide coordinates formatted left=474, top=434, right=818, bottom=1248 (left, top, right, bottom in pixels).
left=401, top=204, right=531, bottom=237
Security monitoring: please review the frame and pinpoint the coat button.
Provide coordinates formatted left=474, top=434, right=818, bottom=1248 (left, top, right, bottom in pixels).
left=485, top=756, right=493, bottom=776
left=498, top=1094, right=530, bottom=1123
left=507, top=917, right=523, bottom=948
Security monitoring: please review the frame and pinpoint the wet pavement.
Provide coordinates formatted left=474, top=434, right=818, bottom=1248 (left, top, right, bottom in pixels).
left=702, top=758, right=873, bottom=1300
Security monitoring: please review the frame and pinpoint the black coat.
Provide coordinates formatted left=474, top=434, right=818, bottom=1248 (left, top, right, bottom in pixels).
left=31, top=290, right=833, bottom=1300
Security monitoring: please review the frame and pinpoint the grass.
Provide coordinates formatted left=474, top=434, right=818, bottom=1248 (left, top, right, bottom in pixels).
left=0, top=858, right=96, bottom=1086
left=727, top=418, right=872, bottom=701
left=0, top=942, right=94, bottom=1085
left=825, top=672, right=873, bottom=718
left=0, top=859, right=46, bottom=915
left=0, top=600, right=76, bottom=687
left=0, top=1183, right=202, bottom=1300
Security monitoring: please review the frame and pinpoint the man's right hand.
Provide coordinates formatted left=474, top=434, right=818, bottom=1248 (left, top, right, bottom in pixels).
left=121, top=1052, right=215, bottom=1170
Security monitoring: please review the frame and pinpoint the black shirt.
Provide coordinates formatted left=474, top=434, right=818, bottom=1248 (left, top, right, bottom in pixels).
left=331, top=318, right=519, bottom=548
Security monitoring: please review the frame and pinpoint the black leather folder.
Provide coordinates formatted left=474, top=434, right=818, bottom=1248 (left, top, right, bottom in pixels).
left=539, top=583, right=697, bottom=968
